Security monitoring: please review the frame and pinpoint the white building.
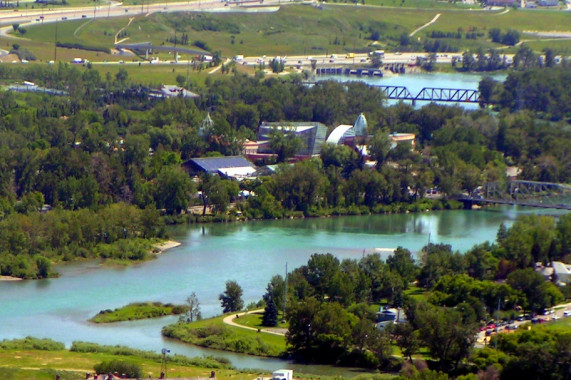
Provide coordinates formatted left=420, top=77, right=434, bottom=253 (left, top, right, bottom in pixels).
left=553, top=261, right=571, bottom=285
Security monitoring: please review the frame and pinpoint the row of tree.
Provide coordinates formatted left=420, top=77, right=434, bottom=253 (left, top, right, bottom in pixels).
left=227, top=214, right=570, bottom=373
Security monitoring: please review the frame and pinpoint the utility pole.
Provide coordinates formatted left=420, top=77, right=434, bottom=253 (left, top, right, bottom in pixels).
left=53, top=18, right=58, bottom=63
left=494, top=298, right=501, bottom=350
left=282, top=262, right=288, bottom=323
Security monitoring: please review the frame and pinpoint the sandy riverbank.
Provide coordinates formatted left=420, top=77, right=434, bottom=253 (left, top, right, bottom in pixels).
left=0, top=275, right=23, bottom=281
left=153, top=240, right=182, bottom=254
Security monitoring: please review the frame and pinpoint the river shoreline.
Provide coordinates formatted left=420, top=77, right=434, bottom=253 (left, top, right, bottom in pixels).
left=0, top=275, right=23, bottom=281
left=153, top=240, right=182, bottom=254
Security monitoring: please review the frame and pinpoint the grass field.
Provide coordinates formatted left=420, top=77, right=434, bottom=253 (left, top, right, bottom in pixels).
left=545, top=316, right=571, bottom=331
left=0, top=350, right=260, bottom=380
left=232, top=311, right=289, bottom=330
left=6, top=4, right=569, bottom=65
left=162, top=313, right=288, bottom=357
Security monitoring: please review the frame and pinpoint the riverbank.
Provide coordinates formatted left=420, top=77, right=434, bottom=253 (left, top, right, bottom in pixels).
left=162, top=313, right=287, bottom=358
left=0, top=275, right=22, bottom=281
left=153, top=240, right=182, bottom=254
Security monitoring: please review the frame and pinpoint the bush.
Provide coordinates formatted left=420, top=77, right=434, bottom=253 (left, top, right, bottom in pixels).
left=71, top=341, right=233, bottom=368
left=56, top=42, right=111, bottom=54
left=0, top=337, right=65, bottom=351
left=94, top=360, right=142, bottom=378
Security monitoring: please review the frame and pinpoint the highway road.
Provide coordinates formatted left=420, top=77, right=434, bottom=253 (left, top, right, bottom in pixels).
left=0, top=0, right=282, bottom=28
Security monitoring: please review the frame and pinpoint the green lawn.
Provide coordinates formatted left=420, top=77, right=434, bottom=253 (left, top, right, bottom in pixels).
left=404, top=286, right=427, bottom=301
left=0, top=339, right=260, bottom=380
left=232, top=311, right=289, bottom=329
left=0, top=350, right=259, bottom=380
left=545, top=316, right=571, bottom=331
left=162, top=313, right=288, bottom=357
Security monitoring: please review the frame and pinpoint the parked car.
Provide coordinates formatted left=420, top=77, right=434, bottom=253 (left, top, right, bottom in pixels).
left=563, top=310, right=571, bottom=317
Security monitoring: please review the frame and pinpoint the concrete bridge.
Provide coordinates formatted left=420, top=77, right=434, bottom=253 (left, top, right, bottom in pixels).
left=458, top=180, right=571, bottom=210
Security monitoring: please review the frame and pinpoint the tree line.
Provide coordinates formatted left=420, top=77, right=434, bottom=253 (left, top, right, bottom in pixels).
left=0, top=63, right=569, bottom=276
left=224, top=213, right=571, bottom=376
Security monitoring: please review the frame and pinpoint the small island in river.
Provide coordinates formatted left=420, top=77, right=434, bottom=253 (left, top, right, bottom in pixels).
left=90, top=302, right=186, bottom=323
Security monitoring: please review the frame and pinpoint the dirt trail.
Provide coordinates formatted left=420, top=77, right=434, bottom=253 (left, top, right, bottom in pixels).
left=410, top=13, right=440, bottom=37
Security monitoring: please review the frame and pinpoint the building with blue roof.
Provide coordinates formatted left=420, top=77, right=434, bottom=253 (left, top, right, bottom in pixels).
left=182, top=156, right=256, bottom=180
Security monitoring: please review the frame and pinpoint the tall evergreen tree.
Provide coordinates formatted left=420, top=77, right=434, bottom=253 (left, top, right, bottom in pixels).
left=262, top=296, right=278, bottom=327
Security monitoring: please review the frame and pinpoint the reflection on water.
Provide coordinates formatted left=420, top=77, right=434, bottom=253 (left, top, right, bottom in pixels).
left=0, top=207, right=568, bottom=374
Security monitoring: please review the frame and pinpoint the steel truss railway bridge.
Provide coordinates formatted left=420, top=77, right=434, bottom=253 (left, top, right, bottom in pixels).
left=458, top=180, right=571, bottom=210
left=375, top=85, right=480, bottom=104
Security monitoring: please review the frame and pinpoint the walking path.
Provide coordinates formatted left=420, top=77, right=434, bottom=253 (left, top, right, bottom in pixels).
left=115, top=17, right=135, bottom=44
left=208, top=58, right=230, bottom=74
left=222, top=309, right=287, bottom=336
left=495, top=8, right=510, bottom=16
left=409, top=13, right=440, bottom=37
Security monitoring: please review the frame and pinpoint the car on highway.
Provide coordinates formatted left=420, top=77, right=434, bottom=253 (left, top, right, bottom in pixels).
left=82, top=15, right=87, bottom=18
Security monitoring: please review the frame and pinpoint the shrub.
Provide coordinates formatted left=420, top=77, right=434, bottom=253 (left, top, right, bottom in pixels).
left=0, top=337, right=65, bottom=351
left=94, top=360, right=142, bottom=378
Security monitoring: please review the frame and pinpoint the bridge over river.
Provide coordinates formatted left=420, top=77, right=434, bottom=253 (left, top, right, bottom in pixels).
left=303, top=81, right=481, bottom=104
left=459, top=180, right=571, bottom=210
left=375, top=85, right=480, bottom=104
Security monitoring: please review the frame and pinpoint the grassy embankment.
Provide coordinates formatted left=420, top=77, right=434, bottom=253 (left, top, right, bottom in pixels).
left=90, top=302, right=187, bottom=323
left=0, top=337, right=261, bottom=380
left=162, top=313, right=288, bottom=357
left=6, top=4, right=569, bottom=65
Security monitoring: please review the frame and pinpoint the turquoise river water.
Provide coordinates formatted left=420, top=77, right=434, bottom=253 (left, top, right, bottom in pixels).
left=0, top=206, right=567, bottom=375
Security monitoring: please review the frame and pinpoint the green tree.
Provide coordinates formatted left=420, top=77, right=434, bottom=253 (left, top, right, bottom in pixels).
left=305, top=253, right=340, bottom=299
left=35, top=255, right=51, bottom=279
left=262, top=296, right=278, bottom=327
left=478, top=76, right=498, bottom=107
left=219, top=280, right=244, bottom=313
left=153, top=165, right=195, bottom=214
left=269, top=129, right=302, bottom=163
left=412, top=302, right=478, bottom=371
left=418, top=244, right=465, bottom=289
left=115, top=68, right=128, bottom=83
left=368, top=130, right=392, bottom=168
left=387, top=247, right=418, bottom=287
left=507, top=268, right=563, bottom=313
left=392, top=322, right=420, bottom=363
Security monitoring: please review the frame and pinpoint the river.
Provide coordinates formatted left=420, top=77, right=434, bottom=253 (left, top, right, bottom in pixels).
left=0, top=206, right=567, bottom=375
left=316, top=71, right=507, bottom=109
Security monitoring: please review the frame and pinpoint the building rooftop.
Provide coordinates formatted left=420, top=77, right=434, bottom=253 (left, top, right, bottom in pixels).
left=184, top=156, right=255, bottom=175
left=326, top=124, right=355, bottom=145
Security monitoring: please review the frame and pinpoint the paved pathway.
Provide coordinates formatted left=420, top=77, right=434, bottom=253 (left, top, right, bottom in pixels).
left=222, top=309, right=286, bottom=336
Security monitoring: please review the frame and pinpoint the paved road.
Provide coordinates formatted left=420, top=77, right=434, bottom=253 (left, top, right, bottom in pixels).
left=0, top=0, right=286, bottom=27
left=476, top=301, right=571, bottom=347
